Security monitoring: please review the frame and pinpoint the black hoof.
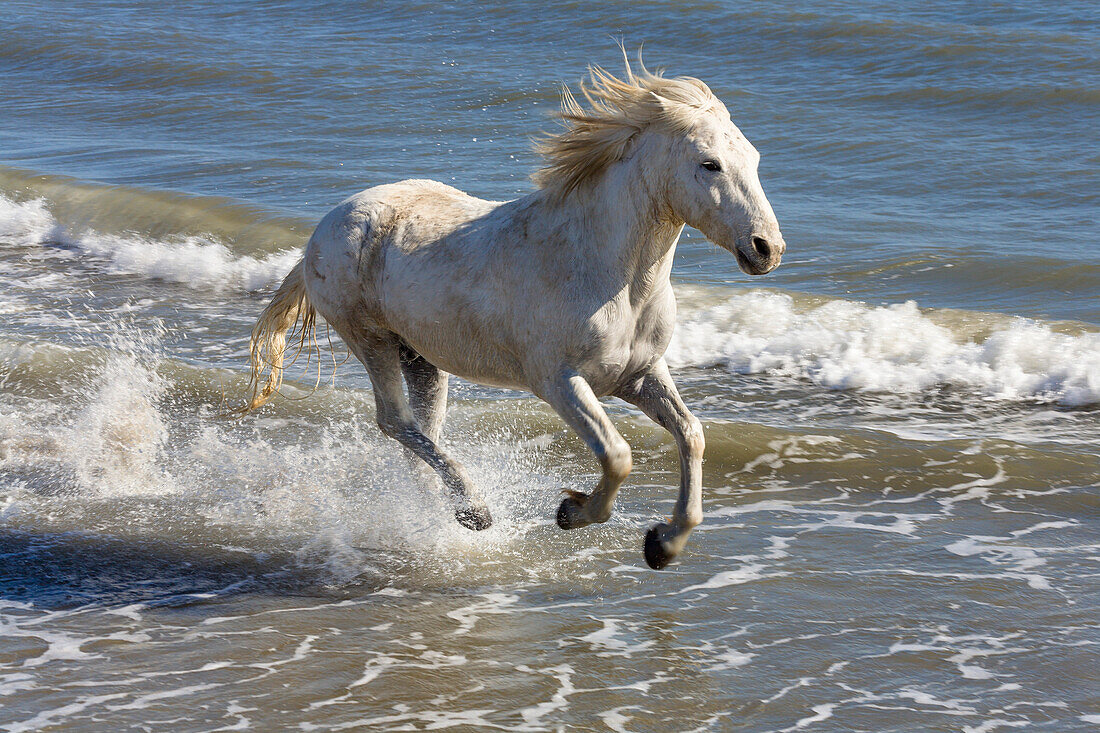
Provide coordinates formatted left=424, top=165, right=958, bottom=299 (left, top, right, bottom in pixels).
left=556, top=491, right=590, bottom=530
left=456, top=505, right=492, bottom=531
left=644, top=526, right=673, bottom=570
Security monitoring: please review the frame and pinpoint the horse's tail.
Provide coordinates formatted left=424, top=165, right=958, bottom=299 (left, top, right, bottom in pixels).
left=239, top=257, right=317, bottom=413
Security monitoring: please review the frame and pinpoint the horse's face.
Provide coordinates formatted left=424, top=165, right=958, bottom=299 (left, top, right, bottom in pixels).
left=662, top=109, right=785, bottom=275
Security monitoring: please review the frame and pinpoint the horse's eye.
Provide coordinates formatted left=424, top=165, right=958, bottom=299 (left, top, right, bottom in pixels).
left=701, top=160, right=721, bottom=172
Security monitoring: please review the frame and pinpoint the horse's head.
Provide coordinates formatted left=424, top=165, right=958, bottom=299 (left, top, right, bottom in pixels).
left=534, top=51, right=786, bottom=277
left=660, top=106, right=785, bottom=276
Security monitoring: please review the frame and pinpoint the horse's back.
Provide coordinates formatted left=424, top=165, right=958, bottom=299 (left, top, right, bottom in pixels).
left=302, top=179, right=496, bottom=330
left=301, top=180, right=530, bottom=384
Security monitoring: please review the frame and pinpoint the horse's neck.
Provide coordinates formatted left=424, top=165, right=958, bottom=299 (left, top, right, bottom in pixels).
left=532, top=174, right=683, bottom=306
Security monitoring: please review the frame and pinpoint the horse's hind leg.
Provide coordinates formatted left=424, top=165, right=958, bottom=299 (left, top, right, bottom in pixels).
left=398, top=343, right=449, bottom=489
left=399, top=343, right=447, bottom=444
left=541, top=372, right=632, bottom=531
left=350, top=334, right=491, bottom=531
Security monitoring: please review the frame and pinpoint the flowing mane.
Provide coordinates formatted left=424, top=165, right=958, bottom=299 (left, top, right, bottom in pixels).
left=533, top=52, right=722, bottom=196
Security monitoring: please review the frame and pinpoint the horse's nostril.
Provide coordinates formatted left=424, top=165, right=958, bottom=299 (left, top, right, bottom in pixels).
left=751, top=236, right=770, bottom=258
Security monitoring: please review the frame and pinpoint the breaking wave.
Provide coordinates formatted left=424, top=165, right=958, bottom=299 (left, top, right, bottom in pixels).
left=667, top=289, right=1100, bottom=406
left=0, top=189, right=301, bottom=292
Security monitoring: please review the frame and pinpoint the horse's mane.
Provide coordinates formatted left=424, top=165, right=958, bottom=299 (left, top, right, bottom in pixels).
left=533, top=50, right=721, bottom=197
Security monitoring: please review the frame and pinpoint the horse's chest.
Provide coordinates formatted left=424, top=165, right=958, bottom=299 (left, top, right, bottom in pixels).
left=579, top=293, right=676, bottom=394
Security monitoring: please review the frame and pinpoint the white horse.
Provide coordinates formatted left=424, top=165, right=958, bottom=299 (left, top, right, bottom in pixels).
left=242, top=54, right=785, bottom=569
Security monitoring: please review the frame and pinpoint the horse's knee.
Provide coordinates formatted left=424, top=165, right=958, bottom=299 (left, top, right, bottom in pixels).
left=682, top=416, right=705, bottom=457
left=599, top=438, right=632, bottom=484
left=375, top=414, right=397, bottom=438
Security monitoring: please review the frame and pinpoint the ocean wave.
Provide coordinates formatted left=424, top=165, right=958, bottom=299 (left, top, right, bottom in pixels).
left=666, top=290, right=1100, bottom=406
left=0, top=192, right=300, bottom=292
left=4, top=187, right=1099, bottom=406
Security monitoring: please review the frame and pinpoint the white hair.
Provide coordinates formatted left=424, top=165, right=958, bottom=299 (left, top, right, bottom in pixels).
left=534, top=50, right=721, bottom=196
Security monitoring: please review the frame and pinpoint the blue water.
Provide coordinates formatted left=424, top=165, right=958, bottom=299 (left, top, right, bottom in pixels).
left=2, top=0, right=1097, bottom=320
left=1, top=2, right=1098, bottom=731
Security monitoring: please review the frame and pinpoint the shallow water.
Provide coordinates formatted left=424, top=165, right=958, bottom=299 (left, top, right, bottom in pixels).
left=1, top=1, right=1098, bottom=730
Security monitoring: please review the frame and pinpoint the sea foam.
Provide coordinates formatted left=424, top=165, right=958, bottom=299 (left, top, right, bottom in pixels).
left=0, top=193, right=299, bottom=291
left=667, top=290, right=1100, bottom=406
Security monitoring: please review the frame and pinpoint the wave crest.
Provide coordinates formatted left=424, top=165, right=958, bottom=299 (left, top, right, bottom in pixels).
left=667, top=290, right=1100, bottom=406
left=0, top=192, right=300, bottom=292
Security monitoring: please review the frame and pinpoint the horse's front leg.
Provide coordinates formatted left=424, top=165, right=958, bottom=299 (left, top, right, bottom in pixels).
left=541, top=372, right=632, bottom=531
left=614, top=359, right=705, bottom=569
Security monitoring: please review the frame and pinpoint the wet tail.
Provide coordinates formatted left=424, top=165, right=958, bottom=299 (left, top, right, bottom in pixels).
left=239, top=257, right=316, bottom=413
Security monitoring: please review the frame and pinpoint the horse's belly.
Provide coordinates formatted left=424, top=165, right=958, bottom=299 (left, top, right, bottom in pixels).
left=388, top=311, right=531, bottom=391
left=413, top=340, right=530, bottom=390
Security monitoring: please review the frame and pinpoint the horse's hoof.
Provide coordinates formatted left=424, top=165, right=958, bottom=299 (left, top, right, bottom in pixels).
left=456, top=505, right=492, bottom=531
left=556, top=490, right=591, bottom=530
left=644, top=524, right=674, bottom=570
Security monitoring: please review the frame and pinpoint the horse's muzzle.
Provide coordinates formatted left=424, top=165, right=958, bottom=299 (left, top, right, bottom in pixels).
left=735, top=234, right=783, bottom=275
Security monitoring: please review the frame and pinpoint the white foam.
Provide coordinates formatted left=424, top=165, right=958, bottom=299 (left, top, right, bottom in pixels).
left=577, top=619, right=654, bottom=656
left=70, top=350, right=171, bottom=496
left=7, top=193, right=1099, bottom=405
left=708, top=500, right=935, bottom=536
left=77, top=231, right=301, bottom=292
left=517, top=664, right=575, bottom=728
left=707, top=649, right=755, bottom=671
left=596, top=707, right=636, bottom=733
left=445, top=593, right=521, bottom=636
left=943, top=522, right=1072, bottom=593
left=963, top=720, right=1030, bottom=733
left=0, top=195, right=58, bottom=246
left=349, top=655, right=398, bottom=689
left=106, top=683, right=220, bottom=711
left=0, top=672, right=36, bottom=696
left=889, top=632, right=1029, bottom=685
left=0, top=608, right=99, bottom=669
left=3, top=692, right=130, bottom=733
left=897, top=689, right=976, bottom=714
left=667, top=290, right=1100, bottom=406
left=792, top=703, right=836, bottom=729
left=680, top=565, right=767, bottom=592
left=0, top=193, right=299, bottom=292
left=1, top=329, right=558, bottom=582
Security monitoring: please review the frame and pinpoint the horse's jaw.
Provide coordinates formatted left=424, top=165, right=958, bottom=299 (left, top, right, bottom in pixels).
left=695, top=224, right=783, bottom=276
left=670, top=195, right=786, bottom=276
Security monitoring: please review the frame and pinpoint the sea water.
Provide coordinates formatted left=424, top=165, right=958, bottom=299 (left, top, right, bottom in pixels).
left=1, top=1, right=1097, bottom=730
